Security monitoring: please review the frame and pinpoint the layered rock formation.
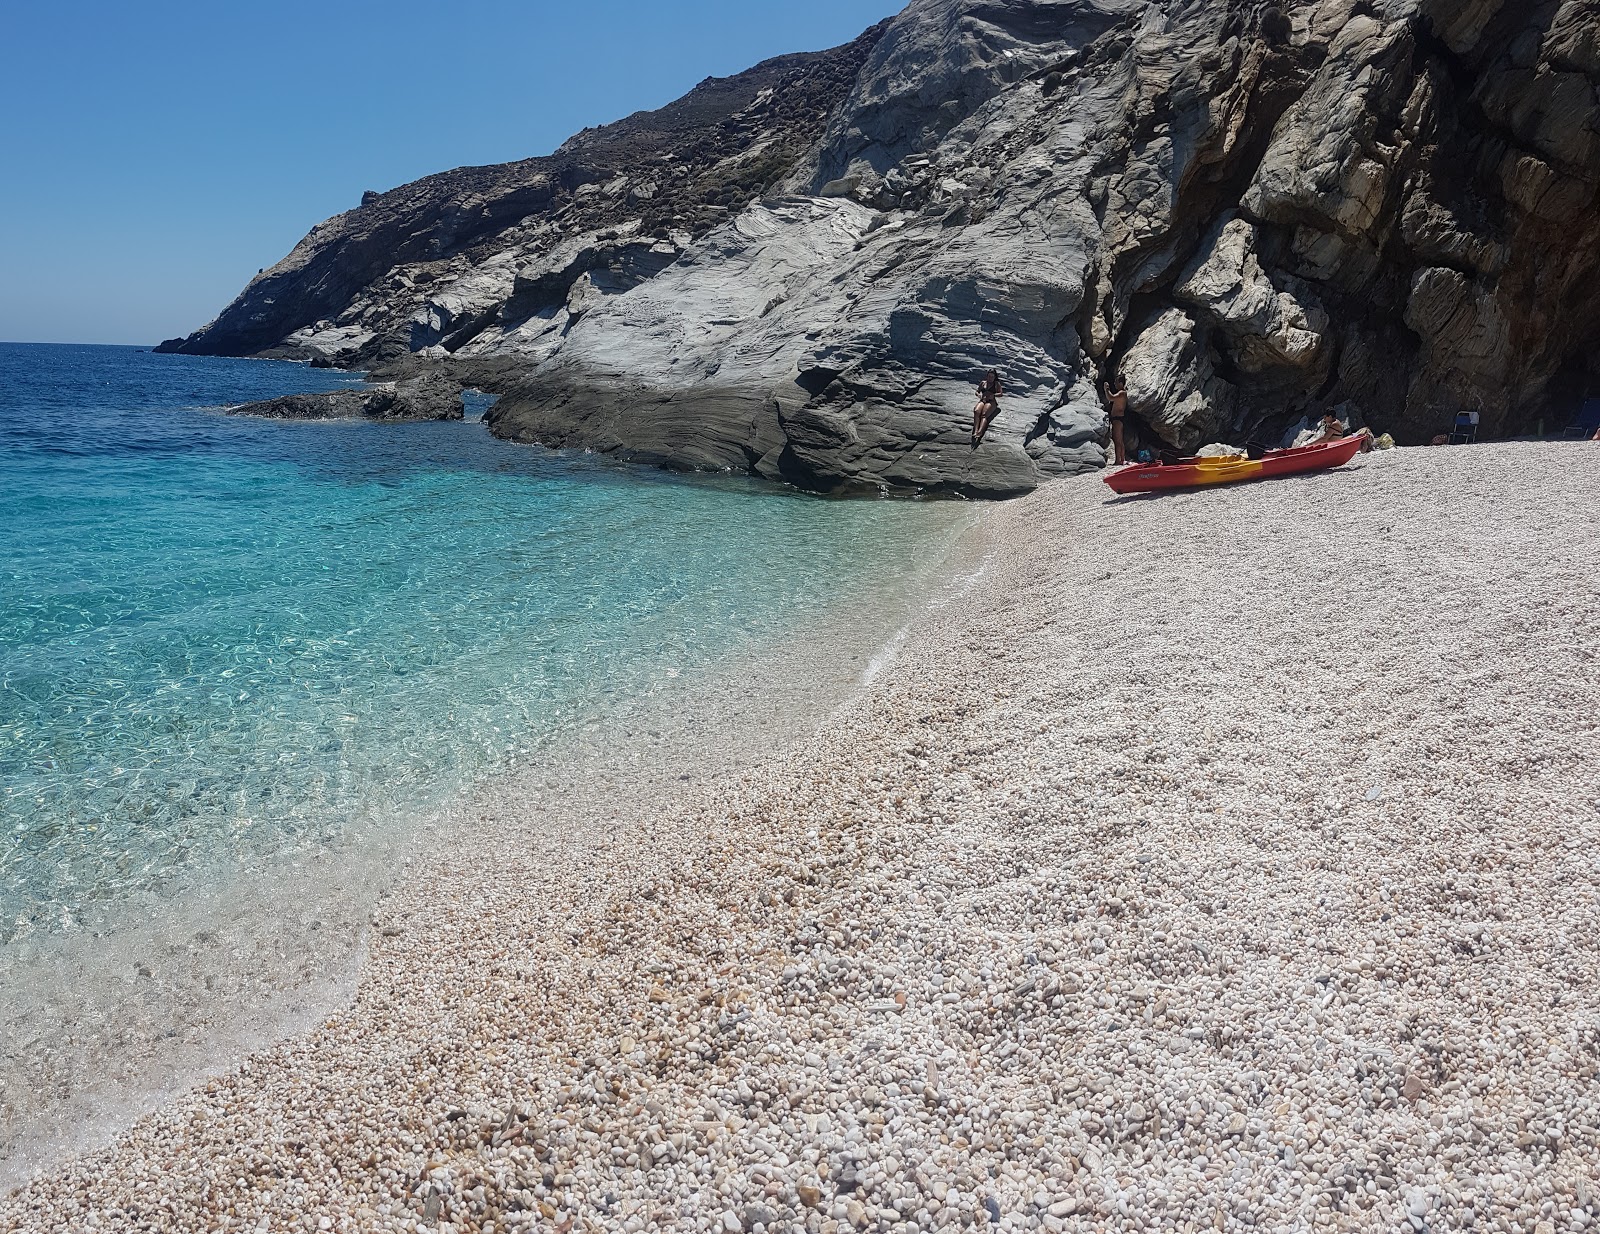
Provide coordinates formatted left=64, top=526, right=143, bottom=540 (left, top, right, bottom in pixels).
left=161, top=0, right=1600, bottom=495
left=228, top=374, right=465, bottom=422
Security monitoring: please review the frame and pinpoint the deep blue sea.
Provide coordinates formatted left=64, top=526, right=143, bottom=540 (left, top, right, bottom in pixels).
left=0, top=344, right=969, bottom=947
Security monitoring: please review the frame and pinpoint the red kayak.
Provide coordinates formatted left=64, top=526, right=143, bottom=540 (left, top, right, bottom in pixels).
left=1103, top=434, right=1367, bottom=495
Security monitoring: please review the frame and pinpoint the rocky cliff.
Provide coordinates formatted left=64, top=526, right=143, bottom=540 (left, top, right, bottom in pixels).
left=160, top=0, right=1600, bottom=496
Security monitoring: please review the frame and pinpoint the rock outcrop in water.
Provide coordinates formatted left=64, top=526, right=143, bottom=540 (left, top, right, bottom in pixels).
left=160, top=0, right=1600, bottom=495
left=227, top=374, right=464, bottom=422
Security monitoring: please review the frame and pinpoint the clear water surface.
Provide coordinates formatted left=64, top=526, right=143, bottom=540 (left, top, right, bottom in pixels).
left=0, top=343, right=970, bottom=945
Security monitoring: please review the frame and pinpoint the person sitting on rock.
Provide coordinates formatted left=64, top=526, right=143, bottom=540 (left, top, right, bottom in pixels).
left=1102, top=373, right=1129, bottom=465
left=971, top=369, right=1004, bottom=446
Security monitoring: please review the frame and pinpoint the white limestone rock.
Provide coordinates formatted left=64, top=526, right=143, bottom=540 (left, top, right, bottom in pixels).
left=1119, top=309, right=1233, bottom=451
left=1176, top=216, right=1329, bottom=374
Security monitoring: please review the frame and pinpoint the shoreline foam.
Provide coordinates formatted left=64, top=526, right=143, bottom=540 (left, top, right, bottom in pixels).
left=5, top=443, right=1599, bottom=1232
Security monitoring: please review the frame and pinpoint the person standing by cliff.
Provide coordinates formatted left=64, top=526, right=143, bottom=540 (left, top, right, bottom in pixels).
left=1103, top=373, right=1129, bottom=465
left=971, top=369, right=1004, bottom=446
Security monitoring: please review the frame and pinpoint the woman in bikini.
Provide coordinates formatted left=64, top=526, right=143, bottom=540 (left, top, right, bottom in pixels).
left=1103, top=373, right=1129, bottom=465
left=971, top=369, right=1003, bottom=446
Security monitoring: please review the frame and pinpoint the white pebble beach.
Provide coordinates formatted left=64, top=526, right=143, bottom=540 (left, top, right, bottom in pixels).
left=4, top=441, right=1598, bottom=1233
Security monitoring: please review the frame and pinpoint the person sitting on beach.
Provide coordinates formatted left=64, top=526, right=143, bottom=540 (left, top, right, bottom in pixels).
left=1102, top=374, right=1129, bottom=465
left=971, top=369, right=1004, bottom=446
left=1313, top=413, right=1348, bottom=443
left=1322, top=414, right=1382, bottom=453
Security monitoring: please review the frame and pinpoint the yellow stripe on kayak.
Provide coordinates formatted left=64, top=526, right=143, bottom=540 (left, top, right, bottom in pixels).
left=1186, top=460, right=1265, bottom=484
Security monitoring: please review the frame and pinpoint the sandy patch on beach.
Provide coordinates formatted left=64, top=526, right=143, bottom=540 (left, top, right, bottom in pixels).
left=5, top=442, right=1599, bottom=1233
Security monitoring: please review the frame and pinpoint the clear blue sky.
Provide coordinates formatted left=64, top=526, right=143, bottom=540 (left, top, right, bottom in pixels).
left=0, top=1, right=902, bottom=345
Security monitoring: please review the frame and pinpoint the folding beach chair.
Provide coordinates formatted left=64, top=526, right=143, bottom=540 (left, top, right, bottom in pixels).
left=1448, top=411, right=1479, bottom=445
left=1562, top=399, right=1600, bottom=439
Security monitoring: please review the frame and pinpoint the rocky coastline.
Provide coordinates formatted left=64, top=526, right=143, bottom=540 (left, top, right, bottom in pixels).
left=5, top=442, right=1598, bottom=1230
left=157, top=0, right=1600, bottom=496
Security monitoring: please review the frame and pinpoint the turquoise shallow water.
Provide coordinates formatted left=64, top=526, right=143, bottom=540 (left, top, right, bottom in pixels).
left=0, top=343, right=970, bottom=945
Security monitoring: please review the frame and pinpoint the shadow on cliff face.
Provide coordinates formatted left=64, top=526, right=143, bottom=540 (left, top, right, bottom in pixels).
left=157, top=0, right=1600, bottom=496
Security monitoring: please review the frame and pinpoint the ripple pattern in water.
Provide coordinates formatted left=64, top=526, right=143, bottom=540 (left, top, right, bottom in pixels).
left=0, top=344, right=970, bottom=941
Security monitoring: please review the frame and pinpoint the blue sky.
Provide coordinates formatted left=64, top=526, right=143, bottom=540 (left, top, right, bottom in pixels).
left=0, top=1, right=901, bottom=345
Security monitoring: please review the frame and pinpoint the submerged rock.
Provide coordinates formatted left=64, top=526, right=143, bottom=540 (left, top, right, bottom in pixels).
left=164, top=0, right=1600, bottom=491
